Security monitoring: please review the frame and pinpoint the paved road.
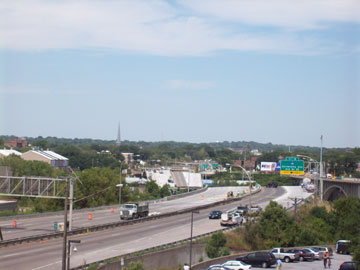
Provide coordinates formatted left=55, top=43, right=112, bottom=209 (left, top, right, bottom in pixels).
left=0, top=187, right=287, bottom=270
left=0, top=186, right=249, bottom=240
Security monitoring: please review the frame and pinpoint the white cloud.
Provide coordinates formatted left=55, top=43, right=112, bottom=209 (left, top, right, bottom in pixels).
left=179, top=0, right=360, bottom=30
left=168, top=80, right=215, bottom=90
left=0, top=0, right=358, bottom=55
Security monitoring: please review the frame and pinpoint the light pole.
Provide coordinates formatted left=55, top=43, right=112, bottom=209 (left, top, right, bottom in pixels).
left=232, top=164, right=253, bottom=205
left=188, top=165, right=190, bottom=193
left=320, top=135, right=324, bottom=202
left=119, top=160, right=124, bottom=205
left=189, top=211, right=199, bottom=270
left=296, top=154, right=320, bottom=204
left=67, top=239, right=81, bottom=270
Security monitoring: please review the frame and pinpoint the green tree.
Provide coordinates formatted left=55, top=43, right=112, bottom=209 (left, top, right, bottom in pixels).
left=74, top=167, right=118, bottom=208
left=205, top=232, right=228, bottom=258
left=125, top=261, right=144, bottom=270
left=145, top=180, right=160, bottom=198
left=160, top=184, right=171, bottom=198
left=258, top=201, right=295, bottom=248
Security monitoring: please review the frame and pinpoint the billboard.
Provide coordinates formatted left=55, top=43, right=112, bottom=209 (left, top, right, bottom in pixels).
left=260, top=162, right=277, bottom=172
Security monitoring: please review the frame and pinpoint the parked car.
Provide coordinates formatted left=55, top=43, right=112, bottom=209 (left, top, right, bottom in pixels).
left=271, top=247, right=298, bottom=262
left=287, top=249, right=314, bottom=262
left=337, top=240, right=351, bottom=254
left=236, top=251, right=276, bottom=268
left=339, top=261, right=358, bottom=270
left=316, top=246, right=333, bottom=257
left=221, top=260, right=252, bottom=270
left=207, top=265, right=232, bottom=270
left=209, top=210, right=223, bottom=219
left=302, top=248, right=323, bottom=260
left=300, top=249, right=315, bottom=261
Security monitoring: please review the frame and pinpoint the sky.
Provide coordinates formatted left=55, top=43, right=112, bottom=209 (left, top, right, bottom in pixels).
left=0, top=0, right=359, bottom=148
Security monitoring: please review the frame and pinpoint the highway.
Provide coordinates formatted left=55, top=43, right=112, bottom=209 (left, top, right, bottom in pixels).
left=0, top=186, right=312, bottom=270
left=0, top=186, right=250, bottom=240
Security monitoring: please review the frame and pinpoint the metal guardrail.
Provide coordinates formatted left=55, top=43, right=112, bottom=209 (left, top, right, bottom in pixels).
left=0, top=187, right=261, bottom=247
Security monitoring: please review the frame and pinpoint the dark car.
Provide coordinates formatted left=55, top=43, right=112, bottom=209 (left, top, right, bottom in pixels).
left=339, top=261, right=358, bottom=270
left=209, top=210, right=222, bottom=219
left=286, top=249, right=314, bottom=261
left=266, top=182, right=278, bottom=188
left=237, top=251, right=276, bottom=268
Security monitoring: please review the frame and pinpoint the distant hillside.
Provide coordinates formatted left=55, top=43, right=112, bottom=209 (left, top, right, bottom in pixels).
left=0, top=135, right=348, bottom=152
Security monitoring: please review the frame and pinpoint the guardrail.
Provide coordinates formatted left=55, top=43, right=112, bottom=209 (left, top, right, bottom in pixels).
left=0, top=186, right=261, bottom=247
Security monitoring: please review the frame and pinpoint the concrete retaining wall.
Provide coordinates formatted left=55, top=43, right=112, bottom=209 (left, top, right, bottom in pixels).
left=99, top=244, right=207, bottom=270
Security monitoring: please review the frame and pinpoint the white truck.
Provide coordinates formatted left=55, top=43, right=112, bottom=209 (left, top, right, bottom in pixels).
left=220, top=211, right=243, bottom=226
left=271, top=247, right=299, bottom=262
left=120, top=203, right=149, bottom=220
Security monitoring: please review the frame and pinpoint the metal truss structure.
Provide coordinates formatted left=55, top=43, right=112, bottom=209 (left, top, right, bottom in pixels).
left=0, top=175, right=68, bottom=199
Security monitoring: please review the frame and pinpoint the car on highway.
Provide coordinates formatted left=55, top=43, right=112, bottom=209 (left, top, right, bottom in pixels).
left=236, top=251, right=276, bottom=268
left=302, top=247, right=322, bottom=260
left=221, top=260, right=252, bottom=270
left=339, top=261, right=358, bottom=270
left=209, top=210, right=223, bottom=219
left=207, top=265, right=232, bottom=270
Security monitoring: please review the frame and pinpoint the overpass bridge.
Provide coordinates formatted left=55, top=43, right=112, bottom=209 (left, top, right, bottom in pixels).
left=292, top=175, right=360, bottom=201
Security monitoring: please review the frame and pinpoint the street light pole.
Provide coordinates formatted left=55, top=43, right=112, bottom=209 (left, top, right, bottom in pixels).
left=320, top=135, right=324, bottom=202
left=67, top=239, right=81, bottom=270
left=119, top=161, right=123, bottom=205
left=62, top=173, right=70, bottom=270
left=189, top=211, right=199, bottom=270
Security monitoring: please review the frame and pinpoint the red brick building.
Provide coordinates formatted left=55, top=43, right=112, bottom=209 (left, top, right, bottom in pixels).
left=4, top=137, right=28, bottom=148
left=233, top=157, right=258, bottom=170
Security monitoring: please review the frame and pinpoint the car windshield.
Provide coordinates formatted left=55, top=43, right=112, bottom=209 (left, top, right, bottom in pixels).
left=124, top=204, right=135, bottom=209
left=310, top=248, right=319, bottom=252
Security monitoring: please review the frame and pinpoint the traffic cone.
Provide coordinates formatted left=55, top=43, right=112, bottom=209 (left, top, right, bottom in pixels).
left=88, top=213, right=92, bottom=220
left=13, top=220, right=17, bottom=228
left=111, top=207, right=114, bottom=213
left=201, top=195, right=204, bottom=200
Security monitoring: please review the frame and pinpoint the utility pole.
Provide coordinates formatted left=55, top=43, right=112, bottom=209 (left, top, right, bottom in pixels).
left=62, top=171, right=70, bottom=270
left=289, top=197, right=304, bottom=222
left=69, top=178, right=74, bottom=231
left=320, top=135, right=324, bottom=202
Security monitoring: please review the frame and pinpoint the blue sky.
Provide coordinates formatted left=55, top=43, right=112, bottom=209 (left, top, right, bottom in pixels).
left=0, top=0, right=359, bottom=148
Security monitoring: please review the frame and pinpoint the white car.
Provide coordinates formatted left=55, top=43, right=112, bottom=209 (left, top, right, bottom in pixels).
left=221, top=260, right=252, bottom=270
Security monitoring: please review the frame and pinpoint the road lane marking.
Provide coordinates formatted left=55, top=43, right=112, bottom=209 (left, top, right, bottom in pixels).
left=32, top=260, right=61, bottom=270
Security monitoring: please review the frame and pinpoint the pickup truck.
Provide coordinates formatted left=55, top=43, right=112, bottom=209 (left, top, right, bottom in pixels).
left=220, top=211, right=243, bottom=226
left=271, top=247, right=299, bottom=262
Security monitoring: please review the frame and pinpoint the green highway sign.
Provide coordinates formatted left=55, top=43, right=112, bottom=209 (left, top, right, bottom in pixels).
left=280, top=157, right=304, bottom=175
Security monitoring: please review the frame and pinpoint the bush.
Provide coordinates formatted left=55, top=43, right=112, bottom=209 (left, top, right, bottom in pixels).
left=205, top=232, right=228, bottom=258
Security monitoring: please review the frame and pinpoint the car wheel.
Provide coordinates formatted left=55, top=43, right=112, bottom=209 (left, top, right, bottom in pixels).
left=261, top=262, right=267, bottom=268
left=299, top=256, right=304, bottom=262
left=284, top=257, right=290, bottom=263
